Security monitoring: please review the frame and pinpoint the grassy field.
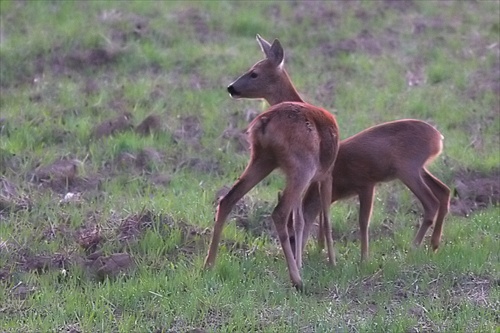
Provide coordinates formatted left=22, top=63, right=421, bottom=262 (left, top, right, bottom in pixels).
left=1, top=1, right=499, bottom=332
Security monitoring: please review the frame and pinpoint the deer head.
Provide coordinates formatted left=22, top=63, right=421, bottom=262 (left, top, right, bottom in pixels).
left=227, top=34, right=302, bottom=105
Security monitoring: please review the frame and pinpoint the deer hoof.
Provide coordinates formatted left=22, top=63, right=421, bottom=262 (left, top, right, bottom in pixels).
left=203, top=257, right=214, bottom=270
left=293, top=281, right=304, bottom=293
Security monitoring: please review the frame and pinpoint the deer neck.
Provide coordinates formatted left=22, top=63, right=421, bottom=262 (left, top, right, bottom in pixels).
left=266, top=70, right=304, bottom=106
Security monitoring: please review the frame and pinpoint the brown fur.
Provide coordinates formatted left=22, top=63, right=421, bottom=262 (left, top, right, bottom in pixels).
left=204, top=97, right=339, bottom=290
left=228, top=34, right=451, bottom=261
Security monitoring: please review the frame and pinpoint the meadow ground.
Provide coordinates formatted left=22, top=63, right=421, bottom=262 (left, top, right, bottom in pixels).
left=0, top=1, right=499, bottom=332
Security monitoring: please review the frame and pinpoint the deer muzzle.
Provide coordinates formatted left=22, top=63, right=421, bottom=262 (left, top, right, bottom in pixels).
left=227, top=84, right=240, bottom=98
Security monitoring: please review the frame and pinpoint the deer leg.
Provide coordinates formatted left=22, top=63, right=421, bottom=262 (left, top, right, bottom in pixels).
left=358, top=186, right=375, bottom=262
left=292, top=206, right=305, bottom=269
left=286, top=181, right=320, bottom=263
left=282, top=191, right=297, bottom=260
left=423, top=170, right=450, bottom=251
left=301, top=183, right=321, bottom=254
left=317, top=200, right=325, bottom=251
left=400, top=171, right=440, bottom=247
left=293, top=175, right=317, bottom=269
left=272, top=172, right=313, bottom=290
left=319, top=178, right=335, bottom=265
left=286, top=212, right=296, bottom=258
left=204, top=157, right=275, bottom=269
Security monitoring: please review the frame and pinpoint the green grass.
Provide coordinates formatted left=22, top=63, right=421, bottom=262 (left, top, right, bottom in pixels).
left=1, top=1, right=499, bottom=332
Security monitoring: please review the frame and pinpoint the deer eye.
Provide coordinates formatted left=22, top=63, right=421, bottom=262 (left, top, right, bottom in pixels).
left=250, top=72, right=258, bottom=79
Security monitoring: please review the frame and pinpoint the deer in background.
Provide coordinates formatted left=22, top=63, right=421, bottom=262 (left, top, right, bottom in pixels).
left=227, top=34, right=451, bottom=261
left=204, top=74, right=339, bottom=288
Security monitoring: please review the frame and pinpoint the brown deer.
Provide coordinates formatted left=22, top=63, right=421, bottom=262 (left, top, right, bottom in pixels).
left=227, top=34, right=451, bottom=261
left=204, top=84, right=339, bottom=288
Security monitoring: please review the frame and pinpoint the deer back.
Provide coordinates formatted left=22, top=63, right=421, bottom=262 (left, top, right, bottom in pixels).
left=333, top=119, right=443, bottom=189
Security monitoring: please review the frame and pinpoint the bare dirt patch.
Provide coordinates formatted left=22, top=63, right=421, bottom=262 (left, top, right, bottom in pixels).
left=32, top=158, right=102, bottom=195
left=22, top=253, right=71, bottom=274
left=28, top=43, right=126, bottom=84
left=63, top=46, right=123, bottom=70
left=92, top=112, right=134, bottom=139
left=33, top=158, right=79, bottom=183
left=75, top=222, right=102, bottom=253
left=118, top=210, right=155, bottom=243
left=451, top=168, right=500, bottom=216
left=4, top=9, right=136, bottom=86
left=31, top=158, right=102, bottom=195
left=87, top=252, right=135, bottom=281
left=135, top=114, right=163, bottom=136
left=1, top=209, right=210, bottom=288
left=135, top=147, right=163, bottom=171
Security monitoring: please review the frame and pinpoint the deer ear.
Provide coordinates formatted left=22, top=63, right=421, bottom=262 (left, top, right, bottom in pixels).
left=256, top=34, right=272, bottom=57
left=269, top=39, right=284, bottom=69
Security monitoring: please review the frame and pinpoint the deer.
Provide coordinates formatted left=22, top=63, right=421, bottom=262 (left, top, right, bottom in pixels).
left=204, top=62, right=339, bottom=289
left=226, top=34, right=451, bottom=262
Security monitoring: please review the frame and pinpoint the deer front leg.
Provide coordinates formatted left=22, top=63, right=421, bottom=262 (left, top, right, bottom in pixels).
left=204, top=158, right=274, bottom=268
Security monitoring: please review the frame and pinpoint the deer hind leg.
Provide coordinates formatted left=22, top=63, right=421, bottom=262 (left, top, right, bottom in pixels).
left=400, top=170, right=440, bottom=247
left=319, top=177, right=335, bottom=265
left=292, top=206, right=305, bottom=268
left=422, top=170, right=450, bottom=251
left=300, top=183, right=321, bottom=255
left=317, top=213, right=325, bottom=251
left=204, top=157, right=275, bottom=269
left=282, top=191, right=298, bottom=260
left=286, top=212, right=296, bottom=258
left=358, top=186, right=375, bottom=262
left=317, top=217, right=326, bottom=251
left=284, top=189, right=311, bottom=261
left=272, top=171, right=314, bottom=290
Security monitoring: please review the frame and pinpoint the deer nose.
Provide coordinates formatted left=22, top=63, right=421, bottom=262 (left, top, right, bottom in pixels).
left=227, top=84, right=239, bottom=97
